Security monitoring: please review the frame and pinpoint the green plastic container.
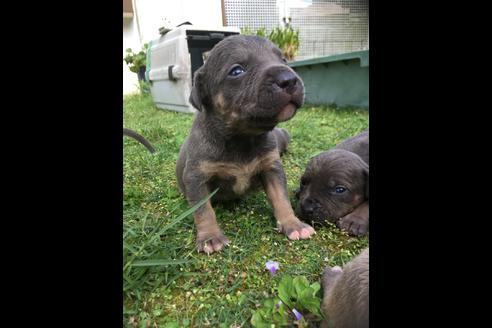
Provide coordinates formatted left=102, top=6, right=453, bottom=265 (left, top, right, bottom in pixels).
left=289, top=50, right=369, bottom=109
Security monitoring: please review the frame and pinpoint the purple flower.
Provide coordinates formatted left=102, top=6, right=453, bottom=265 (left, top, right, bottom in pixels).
left=275, top=300, right=282, bottom=309
left=265, top=260, right=280, bottom=276
left=292, top=308, right=302, bottom=321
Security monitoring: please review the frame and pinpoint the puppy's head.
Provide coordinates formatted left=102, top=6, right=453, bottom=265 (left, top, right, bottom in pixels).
left=189, top=35, right=304, bottom=135
left=295, top=149, right=369, bottom=224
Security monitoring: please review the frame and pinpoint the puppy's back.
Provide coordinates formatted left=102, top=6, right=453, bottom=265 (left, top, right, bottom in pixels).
left=322, top=248, right=369, bottom=328
left=335, top=130, right=368, bottom=164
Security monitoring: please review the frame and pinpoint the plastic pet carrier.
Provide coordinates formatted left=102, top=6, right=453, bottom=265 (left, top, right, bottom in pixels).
left=146, top=23, right=240, bottom=113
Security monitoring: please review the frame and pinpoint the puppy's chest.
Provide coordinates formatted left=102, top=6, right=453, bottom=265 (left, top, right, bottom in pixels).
left=199, top=151, right=279, bottom=195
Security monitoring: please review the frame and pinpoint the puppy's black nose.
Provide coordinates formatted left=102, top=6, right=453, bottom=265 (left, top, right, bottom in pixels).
left=301, top=198, right=318, bottom=215
left=274, top=70, right=298, bottom=93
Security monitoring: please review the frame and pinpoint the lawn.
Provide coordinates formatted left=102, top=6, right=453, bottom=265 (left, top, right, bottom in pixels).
left=123, top=93, right=369, bottom=327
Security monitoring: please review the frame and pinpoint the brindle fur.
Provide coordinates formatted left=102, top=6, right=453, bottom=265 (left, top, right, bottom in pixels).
left=176, top=35, right=315, bottom=254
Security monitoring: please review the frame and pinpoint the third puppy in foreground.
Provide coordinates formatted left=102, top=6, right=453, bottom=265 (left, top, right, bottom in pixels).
left=321, top=248, right=369, bottom=328
left=176, top=35, right=315, bottom=254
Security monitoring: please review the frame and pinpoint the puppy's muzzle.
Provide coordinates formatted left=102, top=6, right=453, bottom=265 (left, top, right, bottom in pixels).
left=274, top=70, right=300, bottom=97
left=257, top=66, right=304, bottom=123
left=300, top=198, right=322, bottom=216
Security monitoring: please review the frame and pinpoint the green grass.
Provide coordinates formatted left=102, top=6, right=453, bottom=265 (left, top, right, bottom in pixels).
left=123, top=93, right=369, bottom=327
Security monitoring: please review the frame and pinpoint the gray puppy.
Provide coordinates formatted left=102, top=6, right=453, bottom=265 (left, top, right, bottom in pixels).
left=176, top=35, right=315, bottom=254
left=296, top=130, right=369, bottom=236
left=321, top=248, right=369, bottom=328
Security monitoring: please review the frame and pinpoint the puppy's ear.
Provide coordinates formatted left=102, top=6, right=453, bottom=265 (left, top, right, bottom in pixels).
left=322, top=266, right=343, bottom=291
left=189, top=67, right=206, bottom=111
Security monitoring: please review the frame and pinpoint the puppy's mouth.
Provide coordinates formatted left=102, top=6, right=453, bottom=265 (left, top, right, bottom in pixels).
left=277, top=102, right=298, bottom=122
left=249, top=100, right=300, bottom=131
left=296, top=205, right=338, bottom=225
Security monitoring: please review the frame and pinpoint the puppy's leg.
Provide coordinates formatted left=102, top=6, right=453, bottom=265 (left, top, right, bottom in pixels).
left=272, top=128, right=290, bottom=155
left=194, top=201, right=230, bottom=254
left=261, top=160, right=315, bottom=240
left=339, top=201, right=369, bottom=236
left=183, top=171, right=229, bottom=254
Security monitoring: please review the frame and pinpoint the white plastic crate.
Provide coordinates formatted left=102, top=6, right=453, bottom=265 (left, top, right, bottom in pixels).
left=146, top=24, right=240, bottom=113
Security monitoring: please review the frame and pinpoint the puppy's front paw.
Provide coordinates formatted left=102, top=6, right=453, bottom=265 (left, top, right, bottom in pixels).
left=277, top=217, right=316, bottom=240
left=197, top=230, right=230, bottom=254
left=338, top=213, right=369, bottom=236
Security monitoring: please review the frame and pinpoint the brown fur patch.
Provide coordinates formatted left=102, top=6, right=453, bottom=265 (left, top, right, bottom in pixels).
left=199, top=150, right=280, bottom=195
left=214, top=92, right=226, bottom=112
left=214, top=92, right=240, bottom=125
left=264, top=177, right=296, bottom=221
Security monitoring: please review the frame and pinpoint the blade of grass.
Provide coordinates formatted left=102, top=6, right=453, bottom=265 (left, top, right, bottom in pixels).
left=159, top=188, right=219, bottom=234
left=123, top=188, right=218, bottom=271
left=141, top=211, right=150, bottom=233
left=131, top=259, right=192, bottom=267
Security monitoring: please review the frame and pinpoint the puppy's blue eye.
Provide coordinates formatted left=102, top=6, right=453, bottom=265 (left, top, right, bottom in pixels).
left=335, top=186, right=346, bottom=193
left=229, top=66, right=245, bottom=76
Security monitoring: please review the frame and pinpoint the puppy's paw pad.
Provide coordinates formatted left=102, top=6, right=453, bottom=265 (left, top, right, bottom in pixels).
left=197, top=231, right=230, bottom=254
left=279, top=219, right=316, bottom=240
left=287, top=230, right=300, bottom=240
left=299, top=226, right=315, bottom=239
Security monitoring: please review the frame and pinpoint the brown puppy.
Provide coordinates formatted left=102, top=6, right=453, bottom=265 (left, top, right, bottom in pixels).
left=296, top=130, right=368, bottom=236
left=176, top=35, right=315, bottom=254
left=321, top=248, right=369, bottom=328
